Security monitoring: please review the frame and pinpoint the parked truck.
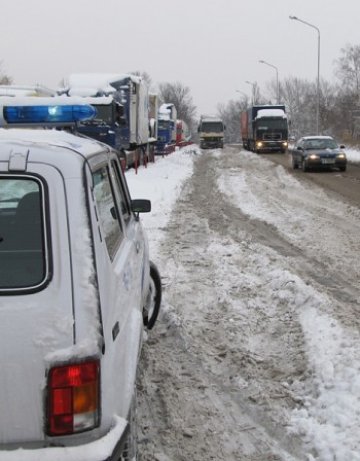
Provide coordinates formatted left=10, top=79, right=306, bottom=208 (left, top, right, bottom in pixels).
left=60, top=73, right=152, bottom=167
left=198, top=116, right=225, bottom=149
left=241, top=105, right=288, bottom=153
left=155, top=103, right=177, bottom=154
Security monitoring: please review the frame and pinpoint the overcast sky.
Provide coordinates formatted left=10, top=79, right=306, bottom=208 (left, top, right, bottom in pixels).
left=1, top=0, right=359, bottom=116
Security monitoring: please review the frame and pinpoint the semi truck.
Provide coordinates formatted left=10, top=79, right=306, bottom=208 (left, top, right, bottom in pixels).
left=156, top=103, right=177, bottom=154
left=198, top=116, right=225, bottom=149
left=241, top=105, right=288, bottom=153
left=60, top=73, right=152, bottom=167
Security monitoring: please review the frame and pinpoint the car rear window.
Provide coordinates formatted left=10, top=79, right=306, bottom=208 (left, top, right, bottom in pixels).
left=0, top=177, right=47, bottom=291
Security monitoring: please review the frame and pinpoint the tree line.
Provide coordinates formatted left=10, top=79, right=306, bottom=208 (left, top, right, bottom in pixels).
left=219, top=44, right=360, bottom=144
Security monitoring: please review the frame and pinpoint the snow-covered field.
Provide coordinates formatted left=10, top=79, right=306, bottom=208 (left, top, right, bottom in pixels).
left=127, top=145, right=360, bottom=461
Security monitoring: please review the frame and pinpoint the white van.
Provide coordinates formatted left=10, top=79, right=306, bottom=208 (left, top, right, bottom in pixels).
left=0, top=100, right=161, bottom=460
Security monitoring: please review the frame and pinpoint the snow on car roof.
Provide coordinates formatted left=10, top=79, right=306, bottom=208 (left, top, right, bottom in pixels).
left=301, top=135, right=334, bottom=140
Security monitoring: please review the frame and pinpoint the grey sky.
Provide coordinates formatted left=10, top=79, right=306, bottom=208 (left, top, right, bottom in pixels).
left=1, top=0, right=359, bottom=116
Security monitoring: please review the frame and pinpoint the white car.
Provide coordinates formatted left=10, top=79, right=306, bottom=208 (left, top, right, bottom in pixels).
left=0, top=100, right=161, bottom=460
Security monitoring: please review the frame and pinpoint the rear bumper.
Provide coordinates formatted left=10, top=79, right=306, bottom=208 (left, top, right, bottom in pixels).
left=0, top=416, right=128, bottom=461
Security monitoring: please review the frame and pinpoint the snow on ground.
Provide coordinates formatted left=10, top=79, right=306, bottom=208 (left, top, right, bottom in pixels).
left=344, top=147, right=360, bottom=163
left=127, top=145, right=360, bottom=461
left=126, top=145, right=199, bottom=255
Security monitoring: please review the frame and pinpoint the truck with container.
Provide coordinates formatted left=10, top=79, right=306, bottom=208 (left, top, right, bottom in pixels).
left=60, top=73, right=152, bottom=167
left=176, top=119, right=191, bottom=145
left=155, top=103, right=177, bottom=154
left=241, top=105, right=288, bottom=153
left=198, top=116, right=225, bottom=149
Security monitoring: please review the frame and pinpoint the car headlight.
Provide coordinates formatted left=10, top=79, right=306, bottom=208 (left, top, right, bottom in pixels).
left=282, top=142, right=288, bottom=147
left=337, top=153, right=346, bottom=159
left=256, top=142, right=263, bottom=147
left=308, top=154, right=319, bottom=160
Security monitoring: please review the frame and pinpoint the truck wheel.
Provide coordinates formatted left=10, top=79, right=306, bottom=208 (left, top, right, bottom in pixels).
left=143, top=261, right=162, bottom=330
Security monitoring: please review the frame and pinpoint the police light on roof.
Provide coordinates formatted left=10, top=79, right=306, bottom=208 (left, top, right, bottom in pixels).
left=3, top=104, right=97, bottom=124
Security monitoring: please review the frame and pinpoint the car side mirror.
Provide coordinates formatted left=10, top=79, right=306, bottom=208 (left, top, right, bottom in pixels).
left=340, top=144, right=345, bottom=149
left=297, top=146, right=303, bottom=151
left=131, top=199, right=151, bottom=221
left=131, top=199, right=151, bottom=213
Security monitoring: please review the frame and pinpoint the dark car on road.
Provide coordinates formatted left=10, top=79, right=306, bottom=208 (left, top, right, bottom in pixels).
left=291, top=136, right=347, bottom=172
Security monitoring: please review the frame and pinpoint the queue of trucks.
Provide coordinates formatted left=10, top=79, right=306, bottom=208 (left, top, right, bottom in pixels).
left=0, top=81, right=291, bottom=156
left=0, top=75, right=192, bottom=169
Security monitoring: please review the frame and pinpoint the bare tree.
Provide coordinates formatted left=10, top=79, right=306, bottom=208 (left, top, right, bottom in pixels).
left=0, top=62, right=12, bottom=85
left=335, top=44, right=360, bottom=96
left=158, top=81, right=197, bottom=130
left=217, top=97, right=249, bottom=143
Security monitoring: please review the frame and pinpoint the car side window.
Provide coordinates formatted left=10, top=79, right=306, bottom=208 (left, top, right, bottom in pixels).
left=111, top=160, right=131, bottom=224
left=0, top=176, right=47, bottom=291
left=93, top=166, right=123, bottom=259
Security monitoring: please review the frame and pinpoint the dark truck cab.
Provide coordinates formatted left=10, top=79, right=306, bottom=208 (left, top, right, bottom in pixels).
left=75, top=96, right=126, bottom=152
left=241, top=105, right=288, bottom=153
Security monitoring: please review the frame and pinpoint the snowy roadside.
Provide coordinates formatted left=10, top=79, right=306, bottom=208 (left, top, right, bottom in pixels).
left=127, top=145, right=360, bottom=461
left=126, top=145, right=200, bottom=256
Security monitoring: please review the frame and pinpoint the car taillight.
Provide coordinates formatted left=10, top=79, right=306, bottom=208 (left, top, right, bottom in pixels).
left=47, top=360, right=100, bottom=436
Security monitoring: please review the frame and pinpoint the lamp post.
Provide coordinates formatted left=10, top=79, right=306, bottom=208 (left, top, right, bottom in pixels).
left=259, top=60, right=280, bottom=104
left=289, top=15, right=320, bottom=135
left=245, top=81, right=256, bottom=105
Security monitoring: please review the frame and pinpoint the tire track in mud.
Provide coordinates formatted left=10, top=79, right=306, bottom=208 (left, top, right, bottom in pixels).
left=138, top=149, right=311, bottom=461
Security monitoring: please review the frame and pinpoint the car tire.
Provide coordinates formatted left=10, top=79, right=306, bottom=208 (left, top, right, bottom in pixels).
left=302, top=159, right=308, bottom=172
left=291, top=155, right=298, bottom=169
left=143, top=261, right=162, bottom=330
left=339, top=165, right=347, bottom=172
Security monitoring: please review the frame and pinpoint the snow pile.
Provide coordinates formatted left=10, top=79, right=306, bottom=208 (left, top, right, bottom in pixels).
left=291, top=308, right=360, bottom=461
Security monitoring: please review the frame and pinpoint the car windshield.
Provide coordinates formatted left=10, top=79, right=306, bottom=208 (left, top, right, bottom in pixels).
left=0, top=177, right=46, bottom=290
left=303, top=138, right=338, bottom=150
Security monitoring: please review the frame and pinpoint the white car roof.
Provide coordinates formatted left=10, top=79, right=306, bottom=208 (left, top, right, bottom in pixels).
left=0, top=128, right=105, bottom=155
left=0, top=129, right=109, bottom=177
left=301, top=135, right=334, bottom=140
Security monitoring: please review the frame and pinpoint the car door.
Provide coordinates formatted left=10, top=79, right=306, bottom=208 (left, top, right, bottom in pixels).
left=87, top=155, right=145, bottom=421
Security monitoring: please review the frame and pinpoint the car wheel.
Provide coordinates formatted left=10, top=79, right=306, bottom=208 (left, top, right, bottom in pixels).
left=119, top=391, right=138, bottom=461
left=143, top=261, right=162, bottom=330
left=302, top=159, right=308, bottom=172
left=291, top=155, right=298, bottom=169
left=339, top=165, right=347, bottom=172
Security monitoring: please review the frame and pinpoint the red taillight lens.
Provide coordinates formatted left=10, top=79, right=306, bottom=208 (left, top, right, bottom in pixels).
left=47, top=360, right=100, bottom=436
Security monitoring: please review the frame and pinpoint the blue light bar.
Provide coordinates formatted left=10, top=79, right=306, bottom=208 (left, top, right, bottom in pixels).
left=3, top=104, right=97, bottom=124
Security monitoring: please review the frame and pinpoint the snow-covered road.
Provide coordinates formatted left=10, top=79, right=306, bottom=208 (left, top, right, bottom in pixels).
left=127, top=146, right=360, bottom=461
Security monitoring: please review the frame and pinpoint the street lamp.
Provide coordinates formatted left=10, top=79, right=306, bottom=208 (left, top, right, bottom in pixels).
left=289, top=15, right=320, bottom=135
left=259, top=60, right=280, bottom=104
left=245, top=81, right=256, bottom=105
